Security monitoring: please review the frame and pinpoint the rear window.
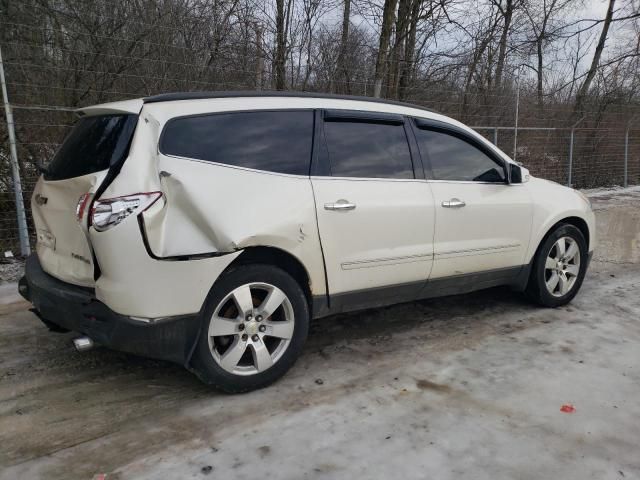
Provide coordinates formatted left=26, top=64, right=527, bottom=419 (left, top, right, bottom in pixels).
left=45, top=114, right=138, bottom=181
left=159, top=110, right=313, bottom=175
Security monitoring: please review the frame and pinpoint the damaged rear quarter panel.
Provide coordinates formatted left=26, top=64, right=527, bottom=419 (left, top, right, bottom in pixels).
left=141, top=155, right=327, bottom=296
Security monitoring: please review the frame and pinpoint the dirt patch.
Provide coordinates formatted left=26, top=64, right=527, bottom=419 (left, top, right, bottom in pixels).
left=415, top=379, right=452, bottom=393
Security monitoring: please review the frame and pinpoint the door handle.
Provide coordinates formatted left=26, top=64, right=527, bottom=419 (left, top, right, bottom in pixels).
left=441, top=198, right=466, bottom=208
left=324, top=199, right=356, bottom=211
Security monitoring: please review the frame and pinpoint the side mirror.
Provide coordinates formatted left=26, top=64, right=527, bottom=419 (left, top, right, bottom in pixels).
left=508, top=163, right=529, bottom=184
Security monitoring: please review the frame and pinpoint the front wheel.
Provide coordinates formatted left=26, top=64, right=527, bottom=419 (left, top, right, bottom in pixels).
left=526, top=224, right=588, bottom=307
left=191, top=264, right=309, bottom=393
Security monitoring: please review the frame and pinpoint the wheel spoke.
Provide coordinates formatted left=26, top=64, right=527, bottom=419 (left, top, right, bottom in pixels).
left=264, top=320, right=294, bottom=340
left=220, top=337, right=248, bottom=371
left=209, top=316, right=240, bottom=337
left=558, top=273, right=570, bottom=295
left=232, top=284, right=254, bottom=317
left=251, top=339, right=273, bottom=372
left=565, top=240, right=579, bottom=261
left=556, top=238, right=566, bottom=257
left=565, top=264, right=579, bottom=277
left=208, top=281, right=296, bottom=375
left=546, top=271, right=560, bottom=293
left=258, top=286, right=287, bottom=318
left=545, top=256, right=557, bottom=270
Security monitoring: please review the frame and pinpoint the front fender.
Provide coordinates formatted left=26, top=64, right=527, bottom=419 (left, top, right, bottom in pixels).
left=525, top=178, right=595, bottom=263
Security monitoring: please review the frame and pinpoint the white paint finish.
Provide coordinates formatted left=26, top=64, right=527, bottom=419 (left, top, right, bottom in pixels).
left=29, top=108, right=158, bottom=289
left=77, top=99, right=143, bottom=116
left=312, top=177, right=435, bottom=294
left=524, top=178, right=596, bottom=262
left=30, top=95, right=596, bottom=319
left=429, top=182, right=533, bottom=278
left=141, top=156, right=327, bottom=296
left=89, top=216, right=240, bottom=318
left=31, top=172, right=107, bottom=287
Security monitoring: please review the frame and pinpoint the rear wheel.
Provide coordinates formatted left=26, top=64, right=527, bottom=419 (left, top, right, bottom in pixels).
left=191, top=264, right=309, bottom=393
left=526, top=224, right=588, bottom=307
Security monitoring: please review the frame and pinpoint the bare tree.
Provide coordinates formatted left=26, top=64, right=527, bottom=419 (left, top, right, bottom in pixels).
left=373, top=0, right=399, bottom=97
left=336, top=0, right=351, bottom=93
left=572, top=0, right=616, bottom=117
left=523, top=0, right=573, bottom=109
left=492, top=0, right=519, bottom=89
left=274, top=0, right=288, bottom=89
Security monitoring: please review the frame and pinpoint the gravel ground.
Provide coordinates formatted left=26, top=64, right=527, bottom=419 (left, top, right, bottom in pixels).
left=0, top=188, right=639, bottom=480
left=0, top=261, right=24, bottom=285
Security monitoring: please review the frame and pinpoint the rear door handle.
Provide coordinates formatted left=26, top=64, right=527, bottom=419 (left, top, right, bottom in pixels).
left=324, top=199, right=356, bottom=211
left=441, top=198, right=466, bottom=208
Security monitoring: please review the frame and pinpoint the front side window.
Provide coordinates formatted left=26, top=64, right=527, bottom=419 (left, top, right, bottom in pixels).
left=414, top=128, right=506, bottom=182
left=160, top=110, right=313, bottom=175
left=323, top=121, right=414, bottom=179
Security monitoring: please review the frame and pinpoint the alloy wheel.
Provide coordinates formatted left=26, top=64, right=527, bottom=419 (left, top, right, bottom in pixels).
left=544, top=236, right=581, bottom=297
left=207, top=282, right=295, bottom=376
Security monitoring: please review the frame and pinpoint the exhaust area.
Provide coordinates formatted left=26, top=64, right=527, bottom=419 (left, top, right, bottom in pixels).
left=72, top=336, right=94, bottom=352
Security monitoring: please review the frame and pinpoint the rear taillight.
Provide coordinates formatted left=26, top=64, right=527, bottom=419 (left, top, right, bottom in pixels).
left=90, top=192, right=162, bottom=232
left=76, top=193, right=91, bottom=222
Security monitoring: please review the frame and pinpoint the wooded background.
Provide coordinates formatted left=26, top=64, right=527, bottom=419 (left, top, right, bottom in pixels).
left=1, top=0, right=639, bottom=254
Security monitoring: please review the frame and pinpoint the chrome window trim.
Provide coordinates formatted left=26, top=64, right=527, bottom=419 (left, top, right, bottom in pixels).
left=426, top=179, right=524, bottom=186
left=310, top=175, right=425, bottom=183
left=161, top=153, right=312, bottom=180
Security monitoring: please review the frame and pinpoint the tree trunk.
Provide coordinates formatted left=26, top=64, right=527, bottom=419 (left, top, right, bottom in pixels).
left=462, top=35, right=493, bottom=117
left=398, top=0, right=420, bottom=100
left=373, top=0, right=398, bottom=98
left=572, top=0, right=615, bottom=117
left=274, top=0, right=286, bottom=90
left=536, top=40, right=544, bottom=110
left=494, top=0, right=514, bottom=89
left=388, top=0, right=410, bottom=99
left=336, top=0, right=351, bottom=93
left=255, top=23, right=263, bottom=90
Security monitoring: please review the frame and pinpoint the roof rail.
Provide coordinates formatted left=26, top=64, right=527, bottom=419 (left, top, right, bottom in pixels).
left=143, top=90, right=436, bottom=113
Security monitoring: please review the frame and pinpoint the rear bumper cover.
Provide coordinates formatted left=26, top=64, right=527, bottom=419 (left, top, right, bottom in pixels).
left=19, top=254, right=200, bottom=365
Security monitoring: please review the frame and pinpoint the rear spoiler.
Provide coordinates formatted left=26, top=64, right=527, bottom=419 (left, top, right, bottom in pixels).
left=77, top=99, right=143, bottom=116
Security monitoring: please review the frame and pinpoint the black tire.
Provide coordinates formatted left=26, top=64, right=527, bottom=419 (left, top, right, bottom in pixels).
left=191, top=264, right=309, bottom=393
left=526, top=223, right=588, bottom=307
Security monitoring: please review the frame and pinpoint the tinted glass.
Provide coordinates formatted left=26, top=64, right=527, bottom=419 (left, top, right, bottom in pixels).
left=46, top=114, right=137, bottom=181
left=323, top=121, right=413, bottom=179
left=161, top=110, right=313, bottom=175
left=415, top=129, right=506, bottom=182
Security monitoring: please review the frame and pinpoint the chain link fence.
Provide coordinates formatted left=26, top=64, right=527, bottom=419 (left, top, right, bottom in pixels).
left=1, top=11, right=639, bottom=257
left=2, top=85, right=639, bottom=257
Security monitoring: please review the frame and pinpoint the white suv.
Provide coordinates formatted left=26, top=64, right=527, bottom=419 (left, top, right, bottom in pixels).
left=20, top=92, right=595, bottom=392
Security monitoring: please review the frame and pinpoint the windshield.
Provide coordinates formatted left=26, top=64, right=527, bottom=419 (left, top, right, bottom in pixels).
left=45, top=114, right=137, bottom=181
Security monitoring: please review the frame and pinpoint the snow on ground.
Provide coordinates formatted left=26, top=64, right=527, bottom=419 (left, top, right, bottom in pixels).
left=0, top=187, right=639, bottom=480
left=582, top=184, right=640, bottom=198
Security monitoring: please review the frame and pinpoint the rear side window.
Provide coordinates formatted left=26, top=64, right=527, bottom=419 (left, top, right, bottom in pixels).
left=414, top=128, right=506, bottom=183
left=45, top=114, right=137, bottom=181
left=160, top=110, right=313, bottom=175
left=323, top=121, right=413, bottom=179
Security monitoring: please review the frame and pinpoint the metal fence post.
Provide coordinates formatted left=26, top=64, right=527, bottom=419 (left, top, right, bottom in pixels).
left=624, top=118, right=635, bottom=188
left=0, top=45, right=31, bottom=256
left=567, top=117, right=584, bottom=188
left=624, top=128, right=629, bottom=188
left=513, top=82, right=520, bottom=161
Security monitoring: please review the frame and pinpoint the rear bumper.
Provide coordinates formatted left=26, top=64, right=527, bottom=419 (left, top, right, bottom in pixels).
left=19, top=254, right=200, bottom=365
